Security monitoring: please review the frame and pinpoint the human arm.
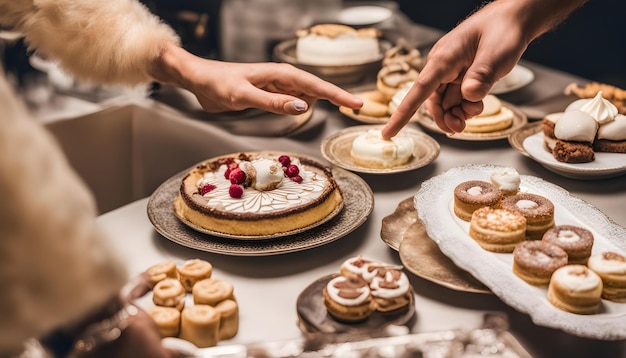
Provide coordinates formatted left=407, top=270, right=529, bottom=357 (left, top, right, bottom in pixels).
left=382, top=0, right=589, bottom=138
left=3, top=0, right=362, bottom=115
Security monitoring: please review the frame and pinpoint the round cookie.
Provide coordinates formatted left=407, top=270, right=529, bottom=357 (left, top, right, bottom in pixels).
left=453, top=180, right=503, bottom=222
left=512, top=240, right=568, bottom=286
left=469, top=207, right=527, bottom=253
left=542, top=225, right=594, bottom=264
left=587, top=251, right=626, bottom=302
left=350, top=129, right=414, bottom=169
left=548, top=265, right=603, bottom=315
left=500, top=193, right=555, bottom=241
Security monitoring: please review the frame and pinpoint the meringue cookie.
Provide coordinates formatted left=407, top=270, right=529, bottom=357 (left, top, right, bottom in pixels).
left=490, top=168, right=521, bottom=195
left=579, top=91, right=618, bottom=124
left=597, top=114, right=626, bottom=141
left=554, top=110, right=598, bottom=143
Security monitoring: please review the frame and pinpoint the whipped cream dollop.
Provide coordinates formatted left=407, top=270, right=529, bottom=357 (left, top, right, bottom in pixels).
left=576, top=91, right=618, bottom=124
left=597, top=113, right=626, bottom=140
left=490, top=168, right=520, bottom=193
left=241, top=158, right=284, bottom=191
left=554, top=110, right=598, bottom=142
left=388, top=81, right=414, bottom=113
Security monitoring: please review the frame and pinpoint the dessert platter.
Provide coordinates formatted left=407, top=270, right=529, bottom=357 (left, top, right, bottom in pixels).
left=321, top=125, right=439, bottom=174
left=416, top=95, right=529, bottom=141
left=489, top=64, right=535, bottom=95
left=337, top=5, right=394, bottom=26
left=296, top=256, right=416, bottom=333
left=381, top=197, right=490, bottom=294
left=414, top=164, right=626, bottom=340
left=147, top=151, right=374, bottom=256
left=509, top=89, right=626, bottom=179
left=273, top=24, right=391, bottom=85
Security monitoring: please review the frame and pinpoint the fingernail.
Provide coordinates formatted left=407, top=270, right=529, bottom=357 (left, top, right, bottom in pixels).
left=292, top=100, right=307, bottom=112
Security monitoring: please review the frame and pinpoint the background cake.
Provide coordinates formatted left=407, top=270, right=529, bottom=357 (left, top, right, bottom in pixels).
left=174, top=152, right=343, bottom=237
left=295, top=24, right=380, bottom=66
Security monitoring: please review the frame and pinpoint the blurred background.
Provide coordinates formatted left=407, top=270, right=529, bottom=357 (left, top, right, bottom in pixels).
left=2, top=0, right=624, bottom=91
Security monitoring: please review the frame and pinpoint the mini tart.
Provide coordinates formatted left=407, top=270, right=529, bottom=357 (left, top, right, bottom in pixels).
left=513, top=241, right=568, bottom=286
left=587, top=251, right=626, bottom=302
left=453, top=180, right=503, bottom=222
left=469, top=207, right=526, bottom=253
left=323, top=275, right=376, bottom=323
left=500, top=193, right=555, bottom=241
left=548, top=265, right=603, bottom=315
left=542, top=225, right=594, bottom=264
left=174, top=152, right=343, bottom=237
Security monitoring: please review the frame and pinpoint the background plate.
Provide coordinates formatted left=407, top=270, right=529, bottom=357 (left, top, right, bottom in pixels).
left=296, top=274, right=416, bottom=334
left=321, top=125, right=439, bottom=174
left=147, top=167, right=373, bottom=256
left=490, top=65, right=535, bottom=95
left=416, top=102, right=528, bottom=141
left=414, top=164, right=626, bottom=340
left=514, top=124, right=626, bottom=180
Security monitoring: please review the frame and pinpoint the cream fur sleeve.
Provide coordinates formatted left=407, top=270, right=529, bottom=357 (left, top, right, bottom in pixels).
left=0, top=75, right=128, bottom=352
left=0, top=0, right=180, bottom=85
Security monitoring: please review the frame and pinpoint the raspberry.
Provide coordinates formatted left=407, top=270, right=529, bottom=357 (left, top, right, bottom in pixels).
left=223, top=167, right=232, bottom=179
left=278, top=155, right=291, bottom=167
left=291, top=175, right=303, bottom=183
left=229, top=184, right=243, bottom=198
left=229, top=168, right=246, bottom=184
left=228, top=162, right=239, bottom=170
left=199, top=183, right=217, bottom=195
left=285, top=164, right=300, bottom=178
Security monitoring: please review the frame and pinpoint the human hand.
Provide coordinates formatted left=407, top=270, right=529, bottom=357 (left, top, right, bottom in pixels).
left=382, top=1, right=529, bottom=138
left=151, top=42, right=363, bottom=116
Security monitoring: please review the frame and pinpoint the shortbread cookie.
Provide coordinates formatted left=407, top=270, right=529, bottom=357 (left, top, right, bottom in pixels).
left=548, top=265, right=603, bottom=315
left=453, top=180, right=503, bottom=222
left=501, top=193, right=555, bottom=241
left=469, top=207, right=526, bottom=253
left=587, top=251, right=626, bottom=302
left=513, top=241, right=568, bottom=286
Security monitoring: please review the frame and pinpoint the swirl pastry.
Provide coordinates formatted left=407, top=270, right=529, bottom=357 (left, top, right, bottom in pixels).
left=323, top=275, right=375, bottom=322
left=376, top=61, right=419, bottom=101
left=453, top=180, right=503, bottom=222
left=512, top=241, right=568, bottom=285
left=153, top=278, right=186, bottom=311
left=548, top=265, right=603, bottom=315
left=369, top=268, right=411, bottom=313
left=147, top=306, right=181, bottom=337
left=145, top=261, right=178, bottom=288
left=192, top=278, right=235, bottom=306
left=587, top=251, right=626, bottom=302
left=177, top=259, right=213, bottom=292
left=179, top=304, right=221, bottom=348
left=500, top=193, right=555, bottom=241
left=340, top=256, right=382, bottom=283
left=215, top=299, right=239, bottom=340
left=542, top=225, right=594, bottom=264
left=469, top=207, right=526, bottom=253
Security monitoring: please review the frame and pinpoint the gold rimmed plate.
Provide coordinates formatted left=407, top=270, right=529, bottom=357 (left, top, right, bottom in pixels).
left=382, top=198, right=490, bottom=294
left=296, top=274, right=416, bottom=334
left=416, top=102, right=528, bottom=141
left=147, top=165, right=373, bottom=256
left=321, top=125, right=439, bottom=174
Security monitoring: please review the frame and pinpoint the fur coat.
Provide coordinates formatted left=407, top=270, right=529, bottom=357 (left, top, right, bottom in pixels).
left=0, top=0, right=179, bottom=353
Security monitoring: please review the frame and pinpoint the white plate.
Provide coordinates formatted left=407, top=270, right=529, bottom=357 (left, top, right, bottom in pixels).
left=414, top=164, right=626, bottom=340
left=490, top=65, right=535, bottom=95
left=338, top=6, right=393, bottom=26
left=523, top=131, right=626, bottom=179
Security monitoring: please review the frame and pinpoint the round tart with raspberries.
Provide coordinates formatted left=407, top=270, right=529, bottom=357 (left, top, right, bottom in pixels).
left=173, top=152, right=344, bottom=238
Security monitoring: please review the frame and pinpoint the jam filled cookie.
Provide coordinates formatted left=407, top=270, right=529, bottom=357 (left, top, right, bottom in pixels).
left=513, top=241, right=568, bottom=286
left=501, top=193, right=555, bottom=241
left=453, top=180, right=503, bottom=222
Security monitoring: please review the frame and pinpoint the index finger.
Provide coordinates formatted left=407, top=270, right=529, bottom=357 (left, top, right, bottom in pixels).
left=381, top=62, right=448, bottom=139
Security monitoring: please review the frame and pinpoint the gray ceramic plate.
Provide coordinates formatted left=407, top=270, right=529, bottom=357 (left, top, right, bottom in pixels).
left=147, top=166, right=373, bottom=256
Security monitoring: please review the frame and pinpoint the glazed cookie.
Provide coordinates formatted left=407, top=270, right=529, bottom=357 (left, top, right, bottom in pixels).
left=340, top=256, right=382, bottom=283
left=369, top=268, right=412, bottom=313
left=512, top=241, right=568, bottom=286
left=323, top=275, right=376, bottom=323
left=501, top=193, right=555, bottom=241
left=587, top=251, right=626, bottom=302
left=548, top=265, right=603, bottom=315
left=453, top=180, right=503, bottom=222
left=542, top=225, right=594, bottom=264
